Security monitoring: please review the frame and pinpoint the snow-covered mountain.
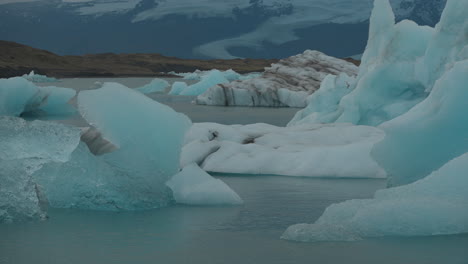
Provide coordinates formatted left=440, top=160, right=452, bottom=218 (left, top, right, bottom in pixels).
left=0, top=0, right=445, bottom=59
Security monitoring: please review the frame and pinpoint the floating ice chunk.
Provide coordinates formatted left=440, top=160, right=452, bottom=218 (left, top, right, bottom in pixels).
left=373, top=60, right=468, bottom=186
left=196, top=51, right=358, bottom=107
left=0, top=77, right=76, bottom=117
left=184, top=123, right=386, bottom=178
left=0, top=77, right=38, bottom=116
left=0, top=117, right=81, bottom=223
left=135, top=78, right=169, bottom=94
left=22, top=71, right=58, bottom=83
left=282, top=153, right=468, bottom=242
left=169, top=81, right=188, bottom=95
left=166, top=164, right=243, bottom=205
left=34, top=83, right=192, bottom=211
left=179, top=70, right=229, bottom=96
left=180, top=140, right=220, bottom=168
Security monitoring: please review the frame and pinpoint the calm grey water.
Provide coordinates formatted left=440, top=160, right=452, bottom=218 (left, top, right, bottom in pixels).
left=5, top=78, right=466, bottom=264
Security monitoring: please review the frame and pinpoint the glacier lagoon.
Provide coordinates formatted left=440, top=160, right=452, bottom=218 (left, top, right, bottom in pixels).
left=1, top=77, right=467, bottom=264
left=1, top=173, right=467, bottom=264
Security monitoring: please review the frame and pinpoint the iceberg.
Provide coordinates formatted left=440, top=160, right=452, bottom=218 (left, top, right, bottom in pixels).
left=283, top=0, right=468, bottom=242
left=0, top=117, right=81, bottom=223
left=289, top=0, right=435, bottom=126
left=196, top=51, right=358, bottom=107
left=373, top=60, right=468, bottom=186
left=0, top=77, right=76, bottom=117
left=178, top=70, right=229, bottom=96
left=168, top=81, right=189, bottom=95
left=282, top=153, right=468, bottom=242
left=183, top=122, right=386, bottom=178
left=35, top=83, right=192, bottom=210
left=172, top=69, right=258, bottom=82
left=166, top=164, right=243, bottom=205
left=135, top=78, right=169, bottom=94
left=22, top=70, right=58, bottom=83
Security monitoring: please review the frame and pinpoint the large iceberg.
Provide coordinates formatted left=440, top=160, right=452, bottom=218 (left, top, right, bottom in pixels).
left=166, top=164, right=243, bottom=205
left=0, top=77, right=76, bottom=117
left=135, top=78, right=169, bottom=94
left=283, top=0, right=468, bottom=242
left=196, top=51, right=358, bottom=107
left=0, top=117, right=81, bottom=223
left=171, top=69, right=259, bottom=82
left=182, top=122, right=386, bottom=178
left=289, top=0, right=436, bottom=126
left=172, top=70, right=230, bottom=96
left=35, top=83, right=192, bottom=210
left=282, top=152, right=468, bottom=242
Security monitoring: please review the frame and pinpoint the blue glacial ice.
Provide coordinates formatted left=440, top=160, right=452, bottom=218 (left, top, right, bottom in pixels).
left=282, top=152, right=468, bottom=242
left=289, top=0, right=434, bottom=126
left=166, top=163, right=243, bottom=205
left=22, top=70, right=58, bottom=83
left=0, top=117, right=81, bottom=223
left=34, top=83, right=192, bottom=211
left=177, top=70, right=230, bottom=96
left=135, top=78, right=169, bottom=94
left=169, top=81, right=189, bottom=95
left=283, top=0, right=468, bottom=241
left=0, top=77, right=76, bottom=117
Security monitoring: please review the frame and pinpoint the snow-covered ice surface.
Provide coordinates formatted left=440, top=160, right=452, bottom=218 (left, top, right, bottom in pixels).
left=34, top=83, right=192, bottom=211
left=0, top=77, right=76, bottom=117
left=183, top=122, right=386, bottom=178
left=166, top=164, right=243, bottom=205
left=196, top=51, right=358, bottom=107
left=135, top=78, right=170, bottom=94
left=0, top=117, right=81, bottom=223
left=21, top=71, right=58, bottom=83
left=282, top=153, right=468, bottom=242
left=283, top=0, right=468, bottom=242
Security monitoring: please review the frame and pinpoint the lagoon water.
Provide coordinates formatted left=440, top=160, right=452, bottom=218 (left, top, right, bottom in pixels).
left=2, top=78, right=467, bottom=264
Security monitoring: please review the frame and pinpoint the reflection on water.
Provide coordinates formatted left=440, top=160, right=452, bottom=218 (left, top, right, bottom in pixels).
left=1, top=176, right=467, bottom=264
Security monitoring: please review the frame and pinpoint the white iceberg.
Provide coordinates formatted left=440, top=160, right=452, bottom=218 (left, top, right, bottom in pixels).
left=166, top=164, right=243, bottom=205
left=282, top=152, right=468, bottom=242
left=196, top=51, right=358, bottom=107
left=183, top=122, right=386, bottom=178
left=135, top=78, right=169, bottom=94
left=0, top=117, right=81, bottom=223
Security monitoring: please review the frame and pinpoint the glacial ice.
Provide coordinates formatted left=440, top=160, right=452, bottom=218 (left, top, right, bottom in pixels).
left=178, top=70, right=230, bottom=96
left=0, top=77, right=76, bottom=117
left=282, top=152, right=468, bottom=242
left=169, top=81, right=189, bottom=95
left=35, top=83, right=192, bottom=210
left=172, top=69, right=259, bottom=82
left=0, top=117, right=81, bottom=223
left=283, top=0, right=468, bottom=242
left=136, top=78, right=169, bottom=94
left=183, top=122, right=386, bottom=178
left=289, top=0, right=435, bottom=126
left=196, top=50, right=358, bottom=107
left=373, top=60, right=468, bottom=186
left=166, top=164, right=243, bottom=205
left=22, top=70, right=58, bottom=83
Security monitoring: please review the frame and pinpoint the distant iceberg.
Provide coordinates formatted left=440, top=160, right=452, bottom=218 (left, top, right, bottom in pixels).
left=196, top=51, right=358, bottom=107
left=135, top=78, right=169, bottom=94
left=22, top=70, right=58, bottom=83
